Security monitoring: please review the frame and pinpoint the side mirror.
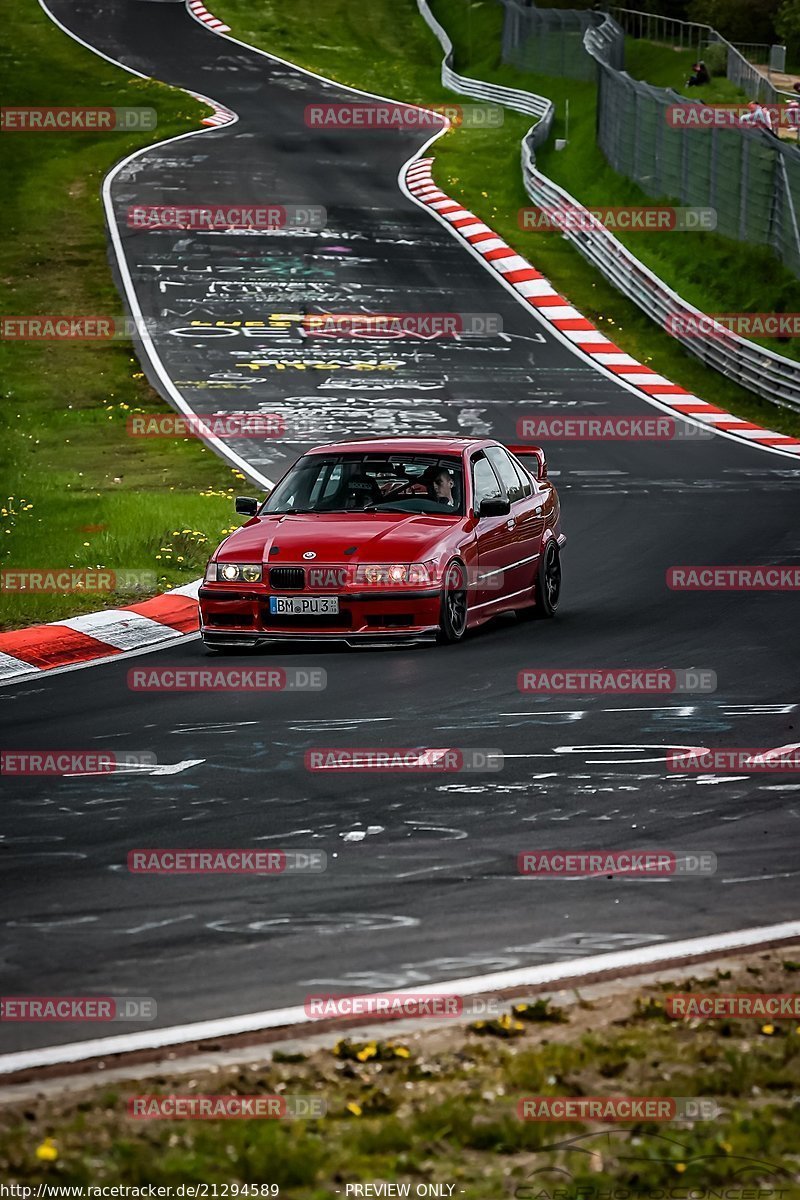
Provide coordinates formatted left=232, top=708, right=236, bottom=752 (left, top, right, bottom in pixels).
left=479, top=497, right=511, bottom=518
left=235, top=496, right=259, bottom=516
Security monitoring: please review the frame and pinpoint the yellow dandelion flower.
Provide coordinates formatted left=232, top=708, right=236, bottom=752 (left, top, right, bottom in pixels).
left=35, top=1138, right=58, bottom=1162
left=346, top=1102, right=362, bottom=1116
left=761, top=1023, right=775, bottom=1035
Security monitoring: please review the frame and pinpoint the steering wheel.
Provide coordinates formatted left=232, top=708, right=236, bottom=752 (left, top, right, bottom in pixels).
left=382, top=481, right=429, bottom=501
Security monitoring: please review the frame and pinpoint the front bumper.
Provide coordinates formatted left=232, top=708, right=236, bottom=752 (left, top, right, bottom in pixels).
left=198, top=585, right=442, bottom=648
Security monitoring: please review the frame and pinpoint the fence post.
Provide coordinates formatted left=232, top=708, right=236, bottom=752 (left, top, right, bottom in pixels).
left=739, top=134, right=750, bottom=241
left=780, top=155, right=800, bottom=275
left=709, top=125, right=718, bottom=232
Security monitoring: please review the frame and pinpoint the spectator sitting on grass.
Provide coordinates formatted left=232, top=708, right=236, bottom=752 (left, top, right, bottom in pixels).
left=687, top=60, right=710, bottom=87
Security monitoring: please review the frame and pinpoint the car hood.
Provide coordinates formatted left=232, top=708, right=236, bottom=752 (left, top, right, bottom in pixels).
left=216, top=512, right=461, bottom=564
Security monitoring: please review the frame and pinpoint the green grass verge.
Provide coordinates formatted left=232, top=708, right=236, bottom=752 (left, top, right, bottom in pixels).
left=209, top=0, right=800, bottom=439
left=623, top=38, right=746, bottom=102
left=1, top=953, right=798, bottom=1194
left=0, top=2, right=249, bottom=631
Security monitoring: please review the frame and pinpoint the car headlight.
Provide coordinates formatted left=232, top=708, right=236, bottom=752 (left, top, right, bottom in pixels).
left=205, top=562, right=262, bottom=583
left=355, top=563, right=433, bottom=586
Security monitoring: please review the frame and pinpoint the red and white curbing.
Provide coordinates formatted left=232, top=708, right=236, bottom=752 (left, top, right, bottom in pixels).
left=405, top=158, right=800, bottom=457
left=185, top=0, right=235, bottom=126
left=0, top=582, right=201, bottom=684
left=187, top=0, right=230, bottom=34
left=198, top=97, right=236, bottom=128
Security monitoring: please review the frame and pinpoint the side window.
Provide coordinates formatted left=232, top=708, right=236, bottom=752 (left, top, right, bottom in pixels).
left=507, top=452, right=533, bottom=498
left=472, top=455, right=502, bottom=508
left=308, top=463, right=341, bottom=506
left=321, top=464, right=342, bottom=500
left=486, top=446, right=524, bottom=502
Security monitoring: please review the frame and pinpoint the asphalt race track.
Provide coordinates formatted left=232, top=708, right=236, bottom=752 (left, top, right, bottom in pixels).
left=2, top=0, right=800, bottom=1057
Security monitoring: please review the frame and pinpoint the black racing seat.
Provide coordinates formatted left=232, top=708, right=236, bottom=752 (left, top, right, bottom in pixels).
left=344, top=474, right=383, bottom=510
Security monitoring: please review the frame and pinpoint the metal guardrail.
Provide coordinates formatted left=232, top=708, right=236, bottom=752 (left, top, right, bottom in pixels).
left=417, top=0, right=553, bottom=127
left=417, top=0, right=800, bottom=413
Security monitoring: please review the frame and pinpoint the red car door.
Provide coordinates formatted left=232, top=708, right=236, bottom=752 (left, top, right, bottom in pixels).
left=485, top=445, right=545, bottom=601
left=469, top=451, right=521, bottom=611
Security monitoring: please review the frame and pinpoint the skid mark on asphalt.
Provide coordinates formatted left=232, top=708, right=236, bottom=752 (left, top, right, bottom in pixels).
left=122, top=914, right=196, bottom=935
left=339, top=825, right=385, bottom=842
left=207, top=913, right=419, bottom=937
left=169, top=721, right=259, bottom=734
left=6, top=916, right=98, bottom=930
left=299, top=933, right=669, bottom=989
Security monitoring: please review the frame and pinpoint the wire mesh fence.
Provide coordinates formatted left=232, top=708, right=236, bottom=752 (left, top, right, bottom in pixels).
left=592, top=62, right=800, bottom=275
left=499, top=0, right=800, bottom=278
left=501, top=1, right=622, bottom=80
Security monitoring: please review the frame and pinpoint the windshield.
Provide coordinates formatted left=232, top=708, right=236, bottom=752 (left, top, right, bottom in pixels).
left=261, top=453, right=465, bottom=516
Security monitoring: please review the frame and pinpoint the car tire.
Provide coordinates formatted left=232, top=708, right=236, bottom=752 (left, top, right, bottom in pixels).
left=533, top=540, right=561, bottom=618
left=438, top=559, right=468, bottom=644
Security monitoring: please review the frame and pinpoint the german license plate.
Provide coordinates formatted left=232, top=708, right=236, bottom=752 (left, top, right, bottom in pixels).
left=269, top=596, right=340, bottom=615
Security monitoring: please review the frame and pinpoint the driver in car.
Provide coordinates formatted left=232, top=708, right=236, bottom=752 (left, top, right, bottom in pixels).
left=427, top=468, right=455, bottom=508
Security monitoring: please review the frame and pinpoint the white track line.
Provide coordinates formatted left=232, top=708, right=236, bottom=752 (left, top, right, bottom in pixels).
left=37, top=0, right=272, bottom=493
left=1, top=920, right=798, bottom=1076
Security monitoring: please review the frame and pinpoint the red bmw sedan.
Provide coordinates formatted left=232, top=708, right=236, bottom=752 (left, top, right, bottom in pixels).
left=199, top=437, right=565, bottom=649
